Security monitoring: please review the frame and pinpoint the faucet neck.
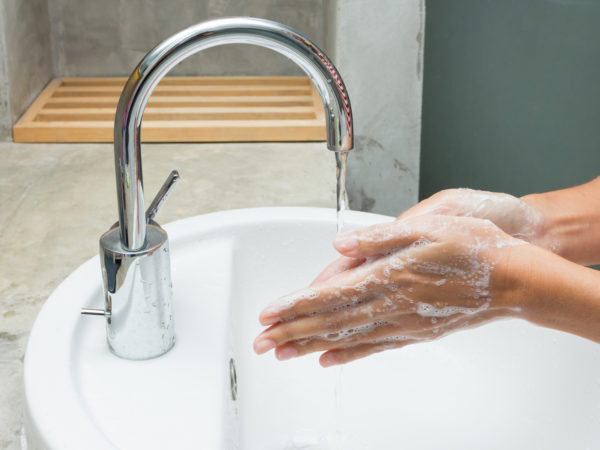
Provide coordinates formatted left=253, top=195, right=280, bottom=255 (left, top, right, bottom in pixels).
left=113, top=17, right=353, bottom=251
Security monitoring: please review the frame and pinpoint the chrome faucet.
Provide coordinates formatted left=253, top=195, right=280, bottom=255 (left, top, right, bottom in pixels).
left=81, top=17, right=354, bottom=360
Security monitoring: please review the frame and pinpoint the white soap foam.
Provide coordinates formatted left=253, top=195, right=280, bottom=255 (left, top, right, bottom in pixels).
left=415, top=301, right=489, bottom=318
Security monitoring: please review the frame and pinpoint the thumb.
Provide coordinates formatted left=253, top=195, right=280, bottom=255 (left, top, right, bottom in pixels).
left=310, top=256, right=365, bottom=286
left=333, top=219, right=427, bottom=258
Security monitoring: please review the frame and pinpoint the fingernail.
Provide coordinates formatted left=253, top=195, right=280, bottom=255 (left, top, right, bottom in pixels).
left=259, top=312, right=280, bottom=326
left=276, top=346, right=298, bottom=360
left=320, top=353, right=339, bottom=367
left=254, top=338, right=276, bottom=354
left=334, top=233, right=359, bottom=252
left=259, top=304, right=282, bottom=325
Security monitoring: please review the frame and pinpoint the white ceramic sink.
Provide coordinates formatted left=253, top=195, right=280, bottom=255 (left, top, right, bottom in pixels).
left=24, top=207, right=600, bottom=449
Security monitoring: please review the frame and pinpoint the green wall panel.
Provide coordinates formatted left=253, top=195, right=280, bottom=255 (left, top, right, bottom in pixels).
left=420, top=0, right=600, bottom=199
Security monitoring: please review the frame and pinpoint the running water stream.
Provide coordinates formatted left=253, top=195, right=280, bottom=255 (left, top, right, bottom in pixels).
left=333, top=151, right=349, bottom=446
left=335, top=152, right=348, bottom=233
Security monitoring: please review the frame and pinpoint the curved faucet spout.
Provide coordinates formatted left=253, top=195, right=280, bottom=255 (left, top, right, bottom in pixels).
left=114, top=17, right=354, bottom=251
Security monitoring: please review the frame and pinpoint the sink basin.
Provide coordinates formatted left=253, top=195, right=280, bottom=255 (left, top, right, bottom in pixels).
left=24, top=207, right=600, bottom=449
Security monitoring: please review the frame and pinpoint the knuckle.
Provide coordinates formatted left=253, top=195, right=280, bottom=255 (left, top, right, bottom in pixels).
left=324, top=316, right=345, bottom=333
left=434, top=189, right=455, bottom=200
left=273, top=325, right=297, bottom=343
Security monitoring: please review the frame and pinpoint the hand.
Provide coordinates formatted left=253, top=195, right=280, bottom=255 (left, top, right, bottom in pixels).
left=398, top=188, right=546, bottom=242
left=311, top=188, right=548, bottom=286
left=254, top=215, right=530, bottom=367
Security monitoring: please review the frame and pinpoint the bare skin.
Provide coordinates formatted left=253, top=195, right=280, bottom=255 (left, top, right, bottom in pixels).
left=254, top=178, right=600, bottom=367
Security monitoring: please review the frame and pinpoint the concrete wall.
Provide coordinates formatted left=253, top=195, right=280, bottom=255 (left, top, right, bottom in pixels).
left=44, top=0, right=425, bottom=216
left=0, top=0, right=54, bottom=140
left=48, top=0, right=326, bottom=76
left=0, top=10, right=12, bottom=141
left=0, top=0, right=425, bottom=216
left=329, top=0, right=425, bottom=215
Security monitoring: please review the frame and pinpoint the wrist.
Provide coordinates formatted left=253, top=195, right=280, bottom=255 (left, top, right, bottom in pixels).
left=520, top=193, right=560, bottom=253
left=503, top=243, right=600, bottom=343
left=522, top=178, right=600, bottom=265
left=490, top=243, right=540, bottom=316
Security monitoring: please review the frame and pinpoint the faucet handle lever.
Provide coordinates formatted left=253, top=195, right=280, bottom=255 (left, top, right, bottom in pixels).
left=81, top=308, right=111, bottom=318
left=145, top=170, right=180, bottom=223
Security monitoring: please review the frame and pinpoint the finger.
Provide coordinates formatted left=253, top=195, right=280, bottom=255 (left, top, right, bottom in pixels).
left=255, top=296, right=410, bottom=353
left=265, top=311, right=470, bottom=359
left=310, top=256, right=365, bottom=286
left=275, top=324, right=412, bottom=361
left=259, top=266, right=398, bottom=326
left=322, top=317, right=479, bottom=367
left=333, top=217, right=436, bottom=259
left=396, top=198, right=439, bottom=221
left=319, top=339, right=417, bottom=367
left=318, top=307, right=512, bottom=367
left=395, top=190, right=457, bottom=221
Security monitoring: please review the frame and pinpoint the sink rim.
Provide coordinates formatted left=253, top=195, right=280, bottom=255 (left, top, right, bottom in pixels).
left=22, top=206, right=600, bottom=449
left=23, top=206, right=393, bottom=450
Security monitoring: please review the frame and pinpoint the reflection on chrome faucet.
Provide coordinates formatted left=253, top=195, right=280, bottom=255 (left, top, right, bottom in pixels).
left=81, top=17, right=354, bottom=360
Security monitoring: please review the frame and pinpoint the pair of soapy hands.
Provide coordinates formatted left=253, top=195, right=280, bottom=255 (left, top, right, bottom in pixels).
left=254, top=189, right=549, bottom=367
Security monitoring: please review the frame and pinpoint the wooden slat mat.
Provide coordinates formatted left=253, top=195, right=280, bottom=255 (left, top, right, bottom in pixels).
left=13, top=76, right=326, bottom=143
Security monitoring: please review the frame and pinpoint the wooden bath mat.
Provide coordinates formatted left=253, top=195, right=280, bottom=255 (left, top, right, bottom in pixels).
left=13, top=76, right=326, bottom=143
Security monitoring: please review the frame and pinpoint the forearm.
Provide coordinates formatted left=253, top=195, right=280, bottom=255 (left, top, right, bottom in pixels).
left=509, top=245, right=600, bottom=343
left=522, top=176, right=600, bottom=265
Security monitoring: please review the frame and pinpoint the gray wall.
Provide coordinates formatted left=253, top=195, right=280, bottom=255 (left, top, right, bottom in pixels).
left=0, top=0, right=53, bottom=140
left=48, top=0, right=326, bottom=76
left=330, top=0, right=424, bottom=215
left=420, top=0, right=600, bottom=199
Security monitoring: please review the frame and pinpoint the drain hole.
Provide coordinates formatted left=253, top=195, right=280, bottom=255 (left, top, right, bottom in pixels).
left=229, top=358, right=238, bottom=401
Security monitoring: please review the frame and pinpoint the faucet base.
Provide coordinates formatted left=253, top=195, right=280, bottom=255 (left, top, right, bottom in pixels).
left=99, top=223, right=175, bottom=360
